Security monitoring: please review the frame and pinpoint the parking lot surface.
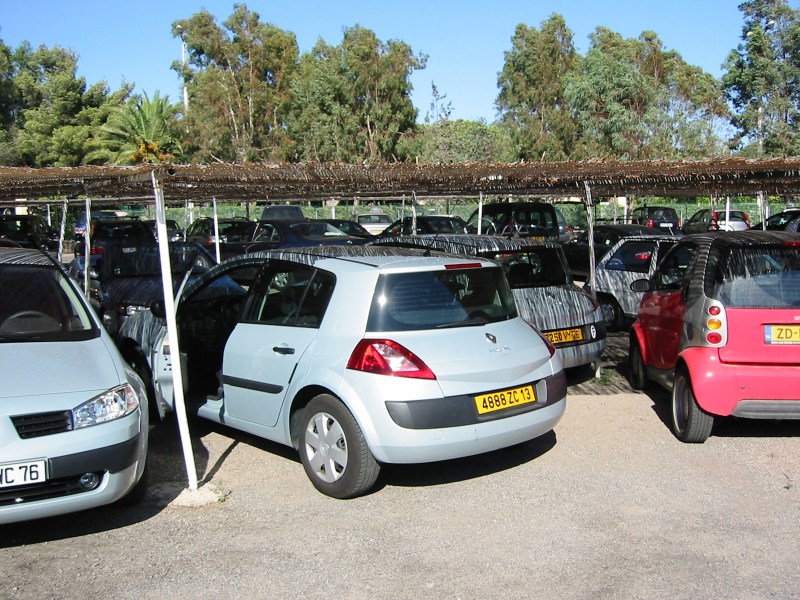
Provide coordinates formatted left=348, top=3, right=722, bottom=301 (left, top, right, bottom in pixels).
left=2, top=333, right=799, bottom=599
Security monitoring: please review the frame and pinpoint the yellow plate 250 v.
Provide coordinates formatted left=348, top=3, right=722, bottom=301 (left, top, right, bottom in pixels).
left=475, top=385, right=536, bottom=415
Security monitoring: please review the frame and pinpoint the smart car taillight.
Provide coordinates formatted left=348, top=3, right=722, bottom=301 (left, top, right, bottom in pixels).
left=704, top=303, right=726, bottom=345
left=347, top=339, right=436, bottom=379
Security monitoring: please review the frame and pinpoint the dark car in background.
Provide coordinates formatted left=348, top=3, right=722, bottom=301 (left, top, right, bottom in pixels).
left=317, top=219, right=374, bottom=239
left=371, top=234, right=606, bottom=370
left=682, top=208, right=750, bottom=234
left=467, top=201, right=560, bottom=241
left=561, top=224, right=668, bottom=281
left=0, top=213, right=58, bottom=251
left=248, top=219, right=367, bottom=250
left=69, top=241, right=216, bottom=337
left=73, top=218, right=155, bottom=257
left=185, top=217, right=259, bottom=260
left=144, top=219, right=183, bottom=242
left=380, top=215, right=470, bottom=237
left=630, top=206, right=681, bottom=232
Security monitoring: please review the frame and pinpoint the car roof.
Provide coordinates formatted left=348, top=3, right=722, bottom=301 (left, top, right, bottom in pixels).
left=245, top=244, right=497, bottom=270
left=683, top=230, right=800, bottom=248
left=369, top=233, right=560, bottom=252
left=0, top=247, right=57, bottom=266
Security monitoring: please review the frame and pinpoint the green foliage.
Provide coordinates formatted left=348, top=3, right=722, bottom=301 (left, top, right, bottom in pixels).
left=722, top=0, right=800, bottom=155
left=397, top=120, right=514, bottom=163
left=172, top=4, right=299, bottom=162
left=86, top=92, right=182, bottom=164
left=496, top=15, right=579, bottom=161
left=285, top=24, right=426, bottom=162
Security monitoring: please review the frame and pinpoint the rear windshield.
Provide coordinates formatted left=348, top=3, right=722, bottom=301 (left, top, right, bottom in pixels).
left=708, top=244, right=800, bottom=308
left=486, top=248, right=570, bottom=287
left=367, top=266, right=517, bottom=331
left=0, top=264, right=98, bottom=342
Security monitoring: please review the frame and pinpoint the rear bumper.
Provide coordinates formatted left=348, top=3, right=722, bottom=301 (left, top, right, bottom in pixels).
left=682, top=347, right=800, bottom=418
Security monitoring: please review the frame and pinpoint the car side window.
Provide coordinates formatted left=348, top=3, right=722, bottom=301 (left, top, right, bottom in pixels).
left=246, top=263, right=333, bottom=328
left=654, top=245, right=695, bottom=291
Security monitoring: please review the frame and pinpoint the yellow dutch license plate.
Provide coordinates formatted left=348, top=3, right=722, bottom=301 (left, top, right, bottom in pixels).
left=544, top=327, right=584, bottom=345
left=475, top=385, right=536, bottom=415
left=765, top=324, right=800, bottom=344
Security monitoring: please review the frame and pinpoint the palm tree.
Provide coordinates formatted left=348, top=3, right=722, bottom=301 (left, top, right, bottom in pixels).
left=88, top=92, right=183, bottom=164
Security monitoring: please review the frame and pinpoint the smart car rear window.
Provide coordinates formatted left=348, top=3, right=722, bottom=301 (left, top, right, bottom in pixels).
left=367, top=267, right=517, bottom=331
left=709, top=245, right=800, bottom=308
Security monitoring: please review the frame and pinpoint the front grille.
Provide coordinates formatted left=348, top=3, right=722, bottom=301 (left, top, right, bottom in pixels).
left=11, top=411, right=72, bottom=439
left=0, top=472, right=105, bottom=506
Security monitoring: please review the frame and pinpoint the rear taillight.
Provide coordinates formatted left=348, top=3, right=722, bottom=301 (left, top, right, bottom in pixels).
left=647, top=219, right=655, bottom=228
left=90, top=246, right=105, bottom=255
left=704, top=303, right=726, bottom=345
left=347, top=339, right=436, bottom=379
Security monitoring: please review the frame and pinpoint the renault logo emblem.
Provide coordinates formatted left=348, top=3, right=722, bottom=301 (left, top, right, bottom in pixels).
left=485, top=333, right=497, bottom=344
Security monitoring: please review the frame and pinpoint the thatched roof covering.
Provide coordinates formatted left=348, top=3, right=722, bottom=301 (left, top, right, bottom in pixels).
left=2, top=157, right=800, bottom=205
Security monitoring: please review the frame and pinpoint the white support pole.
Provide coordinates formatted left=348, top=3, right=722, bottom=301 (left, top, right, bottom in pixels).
left=57, top=199, right=67, bottom=264
left=151, top=170, right=199, bottom=491
left=211, top=198, right=221, bottom=264
left=583, top=182, right=597, bottom=300
left=478, top=191, right=484, bottom=235
left=83, top=197, right=91, bottom=296
left=725, top=196, right=732, bottom=231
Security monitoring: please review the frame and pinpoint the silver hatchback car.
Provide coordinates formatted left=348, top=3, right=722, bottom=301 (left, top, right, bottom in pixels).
left=124, top=246, right=566, bottom=498
left=0, top=248, right=148, bottom=524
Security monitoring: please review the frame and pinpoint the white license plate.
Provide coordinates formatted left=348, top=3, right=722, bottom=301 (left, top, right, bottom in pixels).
left=0, top=459, right=47, bottom=488
left=659, top=223, right=673, bottom=228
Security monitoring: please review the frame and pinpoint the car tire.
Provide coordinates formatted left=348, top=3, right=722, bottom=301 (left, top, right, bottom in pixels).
left=671, top=367, right=713, bottom=443
left=628, top=337, right=648, bottom=390
left=299, top=394, right=380, bottom=499
left=598, top=294, right=623, bottom=331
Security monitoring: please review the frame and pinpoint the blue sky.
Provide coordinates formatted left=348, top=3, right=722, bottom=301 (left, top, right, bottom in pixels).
left=0, top=1, right=772, bottom=123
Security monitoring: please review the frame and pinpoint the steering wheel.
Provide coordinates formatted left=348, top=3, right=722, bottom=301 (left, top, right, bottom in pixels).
left=0, top=310, right=61, bottom=334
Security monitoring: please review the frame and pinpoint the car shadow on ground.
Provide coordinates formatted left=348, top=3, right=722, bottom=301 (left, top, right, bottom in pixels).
left=379, top=430, right=557, bottom=490
left=641, top=384, right=800, bottom=440
left=0, top=416, right=212, bottom=548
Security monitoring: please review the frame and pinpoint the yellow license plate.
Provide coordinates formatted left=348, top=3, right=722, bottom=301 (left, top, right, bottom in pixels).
left=475, top=385, right=536, bottom=415
left=765, top=325, right=800, bottom=344
left=544, top=327, right=584, bottom=345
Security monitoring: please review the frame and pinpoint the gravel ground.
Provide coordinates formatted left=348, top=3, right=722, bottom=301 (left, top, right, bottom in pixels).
left=2, top=332, right=799, bottom=599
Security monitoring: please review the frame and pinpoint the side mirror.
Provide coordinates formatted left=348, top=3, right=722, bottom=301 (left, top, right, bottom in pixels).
left=630, top=278, right=650, bottom=293
left=150, top=300, right=166, bottom=319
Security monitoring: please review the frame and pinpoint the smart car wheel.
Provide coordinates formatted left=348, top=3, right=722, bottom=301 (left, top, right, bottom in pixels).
left=299, top=394, right=380, bottom=499
left=628, top=337, right=648, bottom=390
left=671, top=368, right=713, bottom=443
left=597, top=295, right=623, bottom=331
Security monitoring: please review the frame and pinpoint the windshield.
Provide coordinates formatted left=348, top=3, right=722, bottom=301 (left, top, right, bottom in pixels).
left=708, top=244, right=800, bottom=308
left=488, top=248, right=570, bottom=288
left=291, top=222, right=348, bottom=238
left=0, top=264, right=98, bottom=342
left=367, top=266, right=517, bottom=331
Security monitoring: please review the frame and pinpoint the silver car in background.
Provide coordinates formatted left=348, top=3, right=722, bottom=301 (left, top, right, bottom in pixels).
left=0, top=248, right=148, bottom=524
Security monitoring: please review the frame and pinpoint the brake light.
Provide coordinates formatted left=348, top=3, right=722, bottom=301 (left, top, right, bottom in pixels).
left=347, top=339, right=436, bottom=379
left=634, top=251, right=652, bottom=261
left=647, top=219, right=655, bottom=228
left=90, top=246, right=105, bottom=255
left=704, top=303, right=726, bottom=345
left=445, top=262, right=482, bottom=270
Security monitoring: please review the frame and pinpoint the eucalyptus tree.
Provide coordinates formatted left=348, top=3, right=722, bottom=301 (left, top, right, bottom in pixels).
left=286, top=25, right=426, bottom=162
left=86, top=92, right=182, bottom=164
left=172, top=3, right=299, bottom=162
left=722, top=0, right=800, bottom=156
left=496, top=14, right=579, bottom=161
left=565, top=28, right=727, bottom=160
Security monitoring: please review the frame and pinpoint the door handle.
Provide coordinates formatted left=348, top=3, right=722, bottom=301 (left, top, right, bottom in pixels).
left=273, top=346, right=295, bottom=355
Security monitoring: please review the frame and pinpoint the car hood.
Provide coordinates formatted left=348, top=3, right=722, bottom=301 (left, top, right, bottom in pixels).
left=0, top=336, right=122, bottom=401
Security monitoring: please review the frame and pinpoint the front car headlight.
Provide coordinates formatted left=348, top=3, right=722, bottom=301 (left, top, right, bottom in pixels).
left=72, top=384, right=140, bottom=429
